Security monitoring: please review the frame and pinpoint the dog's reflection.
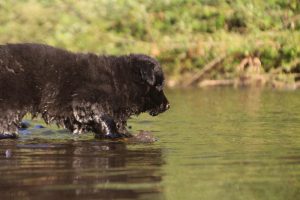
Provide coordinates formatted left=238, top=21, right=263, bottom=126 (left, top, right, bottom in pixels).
left=0, top=141, right=164, bottom=200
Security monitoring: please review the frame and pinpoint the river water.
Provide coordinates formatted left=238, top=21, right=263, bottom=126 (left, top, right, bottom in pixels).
left=1, top=88, right=300, bottom=200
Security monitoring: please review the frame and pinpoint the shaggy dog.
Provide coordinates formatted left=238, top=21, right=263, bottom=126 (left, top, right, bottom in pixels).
left=0, top=43, right=169, bottom=139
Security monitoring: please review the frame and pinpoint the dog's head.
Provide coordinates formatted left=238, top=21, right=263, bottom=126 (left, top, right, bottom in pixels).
left=130, top=54, right=170, bottom=116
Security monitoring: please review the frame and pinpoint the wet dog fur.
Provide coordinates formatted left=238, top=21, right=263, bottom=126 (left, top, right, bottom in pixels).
left=0, top=43, right=169, bottom=139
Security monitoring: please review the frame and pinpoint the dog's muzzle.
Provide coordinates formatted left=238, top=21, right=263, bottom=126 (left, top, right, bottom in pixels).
left=149, top=102, right=170, bottom=116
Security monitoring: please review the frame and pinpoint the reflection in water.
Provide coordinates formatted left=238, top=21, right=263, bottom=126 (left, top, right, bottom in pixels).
left=0, top=140, right=164, bottom=200
left=132, top=88, right=300, bottom=200
left=1, top=88, right=300, bottom=200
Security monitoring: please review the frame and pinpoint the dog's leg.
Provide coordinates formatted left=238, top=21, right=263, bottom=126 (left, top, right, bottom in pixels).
left=61, top=117, right=83, bottom=134
left=94, top=115, right=130, bottom=139
left=116, top=120, right=132, bottom=137
left=0, top=110, right=24, bottom=139
left=0, top=132, right=18, bottom=139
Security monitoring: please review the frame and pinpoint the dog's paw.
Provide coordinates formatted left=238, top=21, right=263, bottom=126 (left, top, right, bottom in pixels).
left=0, top=132, right=18, bottom=139
left=19, top=121, right=31, bottom=129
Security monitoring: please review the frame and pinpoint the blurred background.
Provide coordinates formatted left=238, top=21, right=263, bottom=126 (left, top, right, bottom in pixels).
left=1, top=1, right=300, bottom=200
left=1, top=0, right=299, bottom=88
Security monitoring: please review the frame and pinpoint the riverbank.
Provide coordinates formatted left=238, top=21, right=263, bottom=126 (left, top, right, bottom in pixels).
left=165, top=49, right=300, bottom=89
left=167, top=74, right=300, bottom=90
left=0, top=0, right=299, bottom=89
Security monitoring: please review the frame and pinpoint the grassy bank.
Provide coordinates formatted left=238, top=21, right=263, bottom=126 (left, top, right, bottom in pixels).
left=0, top=0, right=299, bottom=88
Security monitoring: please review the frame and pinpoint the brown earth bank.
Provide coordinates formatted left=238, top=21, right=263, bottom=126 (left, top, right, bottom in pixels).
left=164, top=53, right=300, bottom=90
left=167, top=75, right=300, bottom=90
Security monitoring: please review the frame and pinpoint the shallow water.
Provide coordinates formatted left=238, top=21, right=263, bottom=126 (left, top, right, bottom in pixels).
left=1, top=88, right=300, bottom=200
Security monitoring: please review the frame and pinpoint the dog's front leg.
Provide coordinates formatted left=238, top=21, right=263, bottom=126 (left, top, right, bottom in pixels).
left=94, top=115, right=129, bottom=139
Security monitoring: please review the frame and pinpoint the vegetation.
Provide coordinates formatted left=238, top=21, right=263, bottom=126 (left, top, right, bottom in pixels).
left=0, top=0, right=299, bottom=88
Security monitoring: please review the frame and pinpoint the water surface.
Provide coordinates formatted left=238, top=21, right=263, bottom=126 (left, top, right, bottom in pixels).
left=1, top=88, right=300, bottom=200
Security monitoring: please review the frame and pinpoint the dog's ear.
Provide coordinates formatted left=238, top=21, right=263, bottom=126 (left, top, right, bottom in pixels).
left=140, top=66, right=155, bottom=86
left=130, top=54, right=157, bottom=86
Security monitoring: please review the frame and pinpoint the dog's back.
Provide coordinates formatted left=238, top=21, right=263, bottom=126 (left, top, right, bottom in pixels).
left=0, top=43, right=83, bottom=104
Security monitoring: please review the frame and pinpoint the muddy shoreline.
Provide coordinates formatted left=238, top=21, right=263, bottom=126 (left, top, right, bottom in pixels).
left=167, top=74, right=300, bottom=90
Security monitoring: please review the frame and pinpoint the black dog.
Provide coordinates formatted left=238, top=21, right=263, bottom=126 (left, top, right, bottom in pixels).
left=0, top=43, right=169, bottom=139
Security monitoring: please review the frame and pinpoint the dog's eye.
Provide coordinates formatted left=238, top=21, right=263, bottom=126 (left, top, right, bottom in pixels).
left=154, top=77, right=164, bottom=91
left=156, top=85, right=163, bottom=91
left=155, top=79, right=164, bottom=91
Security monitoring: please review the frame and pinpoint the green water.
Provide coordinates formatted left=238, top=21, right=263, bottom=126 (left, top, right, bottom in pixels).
left=1, top=88, right=300, bottom=200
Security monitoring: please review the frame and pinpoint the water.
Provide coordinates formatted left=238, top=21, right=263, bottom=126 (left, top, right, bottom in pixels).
left=1, top=88, right=300, bottom=200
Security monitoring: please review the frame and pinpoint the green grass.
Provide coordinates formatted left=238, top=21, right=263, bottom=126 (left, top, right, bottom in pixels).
left=0, top=0, right=299, bottom=86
